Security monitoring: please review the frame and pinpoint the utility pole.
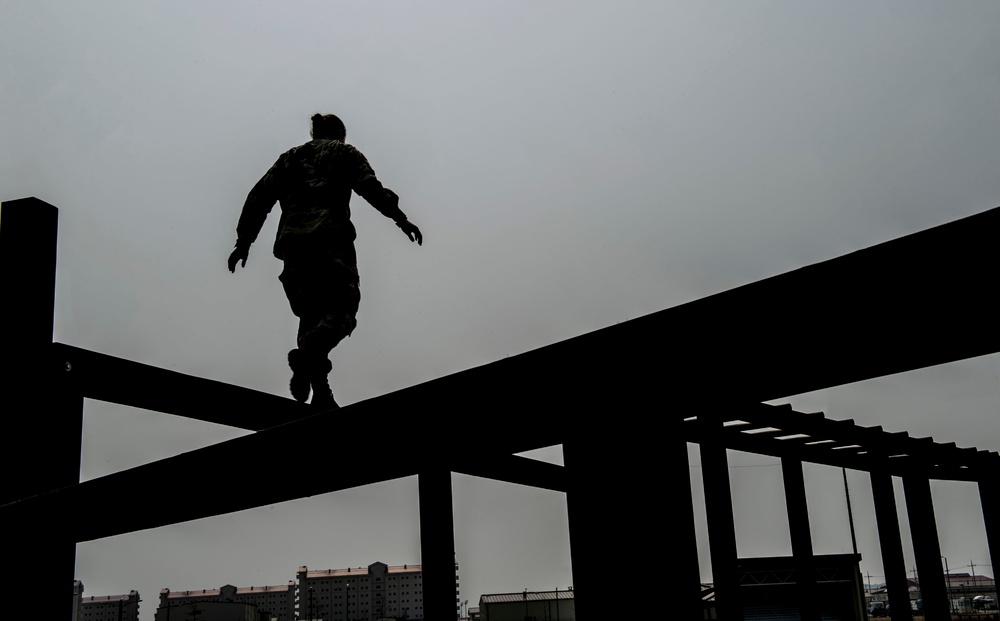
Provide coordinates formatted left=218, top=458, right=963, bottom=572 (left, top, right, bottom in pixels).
left=843, top=468, right=859, bottom=555
left=943, top=556, right=952, bottom=613
left=971, top=561, right=978, bottom=598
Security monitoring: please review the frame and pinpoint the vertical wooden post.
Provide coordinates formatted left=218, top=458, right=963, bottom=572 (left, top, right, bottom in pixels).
left=1, top=197, right=82, bottom=616
left=563, top=435, right=602, bottom=621
left=666, top=424, right=706, bottom=620
left=903, top=475, right=949, bottom=620
left=870, top=469, right=913, bottom=621
left=419, top=469, right=457, bottom=621
left=701, top=427, right=742, bottom=621
left=565, top=410, right=695, bottom=621
left=977, top=453, right=1000, bottom=602
left=781, top=457, right=819, bottom=621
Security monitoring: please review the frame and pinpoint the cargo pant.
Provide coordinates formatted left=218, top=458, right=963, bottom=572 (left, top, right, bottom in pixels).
left=278, top=241, right=361, bottom=357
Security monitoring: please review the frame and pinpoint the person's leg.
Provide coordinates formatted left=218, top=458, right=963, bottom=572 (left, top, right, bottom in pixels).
left=279, top=255, right=319, bottom=403
left=300, top=257, right=360, bottom=410
left=279, top=246, right=359, bottom=409
left=287, top=345, right=316, bottom=403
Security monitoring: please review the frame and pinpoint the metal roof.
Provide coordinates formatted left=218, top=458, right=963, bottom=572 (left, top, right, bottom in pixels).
left=480, top=591, right=574, bottom=604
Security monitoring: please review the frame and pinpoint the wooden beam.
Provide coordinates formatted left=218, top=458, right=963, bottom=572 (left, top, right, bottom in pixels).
left=0, top=390, right=568, bottom=543
left=0, top=198, right=78, bottom=605
left=870, top=468, right=913, bottom=621
left=452, top=454, right=567, bottom=492
left=418, top=469, right=457, bottom=621
left=54, top=343, right=310, bottom=431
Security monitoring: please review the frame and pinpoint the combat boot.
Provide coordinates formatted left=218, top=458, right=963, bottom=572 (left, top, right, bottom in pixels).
left=287, top=349, right=312, bottom=403
left=310, top=358, right=339, bottom=410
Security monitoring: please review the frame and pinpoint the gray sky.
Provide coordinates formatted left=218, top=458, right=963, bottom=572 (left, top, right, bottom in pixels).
left=3, top=1, right=1000, bottom=617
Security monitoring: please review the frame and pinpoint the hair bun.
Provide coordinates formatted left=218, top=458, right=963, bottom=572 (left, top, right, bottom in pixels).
left=309, top=113, right=346, bottom=140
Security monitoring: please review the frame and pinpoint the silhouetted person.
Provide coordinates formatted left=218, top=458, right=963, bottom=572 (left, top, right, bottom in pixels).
left=229, top=113, right=422, bottom=409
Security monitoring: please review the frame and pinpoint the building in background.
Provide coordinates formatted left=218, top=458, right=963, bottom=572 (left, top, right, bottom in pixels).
left=157, top=582, right=295, bottom=621
left=72, top=581, right=141, bottom=621
left=73, top=580, right=83, bottom=621
left=905, top=573, right=998, bottom=614
left=298, top=561, right=455, bottom=621
left=479, top=589, right=574, bottom=621
left=150, top=561, right=455, bottom=621
left=156, top=598, right=265, bottom=621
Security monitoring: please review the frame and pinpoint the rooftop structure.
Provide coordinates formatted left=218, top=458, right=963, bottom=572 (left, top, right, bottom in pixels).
left=3, top=197, right=1000, bottom=620
left=298, top=561, right=434, bottom=621
left=72, top=582, right=140, bottom=621
left=479, top=590, right=574, bottom=621
left=152, top=562, right=451, bottom=621
left=158, top=582, right=296, bottom=621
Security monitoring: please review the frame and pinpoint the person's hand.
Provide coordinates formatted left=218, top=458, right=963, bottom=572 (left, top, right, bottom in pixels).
left=228, top=244, right=249, bottom=272
left=397, top=220, right=423, bottom=246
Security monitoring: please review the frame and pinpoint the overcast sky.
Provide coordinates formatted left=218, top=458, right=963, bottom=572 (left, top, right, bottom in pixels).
left=3, top=1, right=1000, bottom=617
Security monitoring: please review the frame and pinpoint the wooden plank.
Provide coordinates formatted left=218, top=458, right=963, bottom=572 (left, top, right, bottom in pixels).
left=54, top=343, right=310, bottom=431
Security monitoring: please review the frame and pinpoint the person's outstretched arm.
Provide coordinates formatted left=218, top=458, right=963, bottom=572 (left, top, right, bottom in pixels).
left=350, top=147, right=423, bottom=246
left=229, top=161, right=281, bottom=272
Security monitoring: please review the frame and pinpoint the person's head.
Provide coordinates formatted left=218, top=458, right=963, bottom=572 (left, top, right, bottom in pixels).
left=311, top=113, right=346, bottom=141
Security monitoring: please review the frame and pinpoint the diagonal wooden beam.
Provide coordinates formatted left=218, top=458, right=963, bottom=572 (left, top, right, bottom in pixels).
left=0, top=387, right=570, bottom=543
left=452, top=454, right=567, bottom=492
left=54, top=343, right=310, bottom=431
left=589, top=204, right=1000, bottom=402
left=53, top=205, right=1000, bottom=439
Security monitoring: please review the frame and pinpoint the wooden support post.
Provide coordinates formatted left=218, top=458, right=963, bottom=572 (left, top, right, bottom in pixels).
left=0, top=197, right=81, bottom=613
left=902, top=475, right=949, bottom=621
left=565, top=411, right=692, bottom=620
left=564, top=436, right=601, bottom=621
left=781, top=457, right=819, bottom=621
left=667, top=423, right=705, bottom=620
left=977, top=453, right=1000, bottom=599
left=701, top=429, right=742, bottom=621
left=419, top=469, right=457, bottom=621
left=869, top=469, right=913, bottom=621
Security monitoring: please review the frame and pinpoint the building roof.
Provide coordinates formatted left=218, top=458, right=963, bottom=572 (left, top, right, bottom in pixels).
left=905, top=574, right=996, bottom=587
left=480, top=591, right=574, bottom=604
left=233, top=584, right=293, bottom=594
left=81, top=590, right=139, bottom=602
left=162, top=583, right=292, bottom=600
left=301, top=564, right=423, bottom=578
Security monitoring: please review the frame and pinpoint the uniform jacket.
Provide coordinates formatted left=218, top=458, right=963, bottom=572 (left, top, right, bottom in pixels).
left=236, top=138, right=407, bottom=261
